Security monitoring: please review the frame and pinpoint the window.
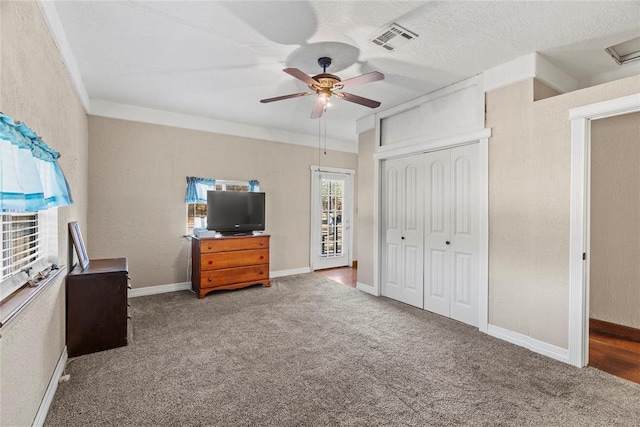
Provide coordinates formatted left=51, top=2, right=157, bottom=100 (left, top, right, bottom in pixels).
left=1, top=212, right=44, bottom=301
left=186, top=180, right=252, bottom=234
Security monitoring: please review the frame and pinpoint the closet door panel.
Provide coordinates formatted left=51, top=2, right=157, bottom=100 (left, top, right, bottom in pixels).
left=401, top=160, right=424, bottom=306
left=381, top=156, right=424, bottom=308
left=382, top=162, right=403, bottom=301
left=449, top=144, right=479, bottom=326
left=424, top=150, right=451, bottom=316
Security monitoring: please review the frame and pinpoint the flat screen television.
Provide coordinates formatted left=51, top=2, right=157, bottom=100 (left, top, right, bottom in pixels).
left=207, top=191, right=265, bottom=235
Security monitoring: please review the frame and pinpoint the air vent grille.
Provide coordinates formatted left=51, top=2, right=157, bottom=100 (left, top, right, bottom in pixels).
left=370, top=23, right=418, bottom=52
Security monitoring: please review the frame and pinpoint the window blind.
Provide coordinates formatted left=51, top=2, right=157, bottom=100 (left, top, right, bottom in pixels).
left=1, top=213, right=43, bottom=301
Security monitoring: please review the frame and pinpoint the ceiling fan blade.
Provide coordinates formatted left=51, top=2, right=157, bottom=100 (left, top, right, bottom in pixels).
left=338, top=92, right=381, bottom=108
left=340, top=71, right=384, bottom=87
left=310, top=96, right=326, bottom=119
left=283, top=68, right=317, bottom=86
left=260, top=91, right=312, bottom=103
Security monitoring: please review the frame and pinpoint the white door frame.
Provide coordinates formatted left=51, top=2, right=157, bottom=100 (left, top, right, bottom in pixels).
left=372, top=128, right=491, bottom=332
left=309, top=165, right=355, bottom=271
left=568, top=93, right=640, bottom=368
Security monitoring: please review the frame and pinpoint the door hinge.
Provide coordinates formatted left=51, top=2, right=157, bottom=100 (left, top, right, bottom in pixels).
left=582, top=252, right=586, bottom=261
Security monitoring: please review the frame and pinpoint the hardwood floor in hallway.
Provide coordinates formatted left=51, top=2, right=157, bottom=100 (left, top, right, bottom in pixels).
left=316, top=267, right=356, bottom=288
left=589, top=320, right=640, bottom=385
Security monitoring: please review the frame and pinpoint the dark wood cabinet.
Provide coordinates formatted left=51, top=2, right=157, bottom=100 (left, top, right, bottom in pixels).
left=66, top=258, right=129, bottom=357
left=192, top=235, right=270, bottom=298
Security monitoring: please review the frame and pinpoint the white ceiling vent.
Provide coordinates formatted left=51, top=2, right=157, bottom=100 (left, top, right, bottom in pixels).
left=370, top=23, right=418, bottom=52
left=605, top=37, right=640, bottom=65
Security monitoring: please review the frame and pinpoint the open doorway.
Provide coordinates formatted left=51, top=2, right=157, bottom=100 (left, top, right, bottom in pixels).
left=587, top=112, right=640, bottom=383
left=568, top=93, right=640, bottom=376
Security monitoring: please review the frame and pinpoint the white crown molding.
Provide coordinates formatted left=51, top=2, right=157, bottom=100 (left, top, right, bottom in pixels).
left=356, top=114, right=376, bottom=134
left=483, top=52, right=578, bottom=94
left=534, top=54, right=579, bottom=93
left=38, top=0, right=90, bottom=112
left=89, top=100, right=357, bottom=154
left=483, top=53, right=537, bottom=93
left=578, top=62, right=640, bottom=89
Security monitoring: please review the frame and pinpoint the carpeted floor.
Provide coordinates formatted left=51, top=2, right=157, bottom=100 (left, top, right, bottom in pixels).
left=46, top=274, right=640, bottom=426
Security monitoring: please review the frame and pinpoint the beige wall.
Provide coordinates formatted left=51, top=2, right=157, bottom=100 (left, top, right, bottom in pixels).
left=590, top=112, right=640, bottom=329
left=87, top=116, right=357, bottom=288
left=0, top=1, right=89, bottom=425
left=486, top=79, right=534, bottom=336
left=356, top=130, right=375, bottom=287
left=486, top=75, right=640, bottom=348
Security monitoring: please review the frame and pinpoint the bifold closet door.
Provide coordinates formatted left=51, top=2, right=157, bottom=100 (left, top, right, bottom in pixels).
left=381, top=155, right=424, bottom=308
left=424, top=144, right=479, bottom=326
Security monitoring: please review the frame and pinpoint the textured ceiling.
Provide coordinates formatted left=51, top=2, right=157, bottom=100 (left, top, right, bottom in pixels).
left=52, top=1, right=640, bottom=143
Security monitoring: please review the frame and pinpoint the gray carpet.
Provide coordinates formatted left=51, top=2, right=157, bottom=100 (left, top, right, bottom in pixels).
left=46, top=274, right=640, bottom=426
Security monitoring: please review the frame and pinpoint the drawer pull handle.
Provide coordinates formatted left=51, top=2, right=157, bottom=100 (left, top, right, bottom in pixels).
left=207, top=276, right=213, bottom=282
left=208, top=260, right=213, bottom=265
left=259, top=255, right=264, bottom=260
left=207, top=245, right=213, bottom=250
left=259, top=271, right=264, bottom=275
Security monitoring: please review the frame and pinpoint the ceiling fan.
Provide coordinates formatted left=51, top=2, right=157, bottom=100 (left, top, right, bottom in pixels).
left=260, top=57, right=384, bottom=119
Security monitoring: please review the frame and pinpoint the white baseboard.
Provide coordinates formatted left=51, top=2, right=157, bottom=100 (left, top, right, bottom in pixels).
left=486, top=324, right=569, bottom=364
left=127, top=269, right=317, bottom=298
left=270, top=267, right=312, bottom=278
left=356, top=282, right=377, bottom=296
left=128, top=282, right=191, bottom=298
left=33, top=346, right=68, bottom=427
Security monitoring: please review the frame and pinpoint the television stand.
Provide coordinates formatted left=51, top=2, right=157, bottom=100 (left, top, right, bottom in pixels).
left=191, top=235, right=270, bottom=298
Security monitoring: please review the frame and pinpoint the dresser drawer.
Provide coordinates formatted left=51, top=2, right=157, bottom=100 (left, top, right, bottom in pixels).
left=200, top=249, right=269, bottom=270
left=199, top=236, right=269, bottom=253
left=201, top=265, right=269, bottom=288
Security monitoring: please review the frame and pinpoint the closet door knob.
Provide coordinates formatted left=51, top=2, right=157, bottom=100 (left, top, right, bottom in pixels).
left=401, top=236, right=405, bottom=240
left=445, top=241, right=450, bottom=245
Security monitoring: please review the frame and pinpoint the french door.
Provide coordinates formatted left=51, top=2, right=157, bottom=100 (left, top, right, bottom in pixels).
left=310, top=169, right=352, bottom=271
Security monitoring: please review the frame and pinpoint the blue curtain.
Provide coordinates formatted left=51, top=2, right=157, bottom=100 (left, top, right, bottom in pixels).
left=249, top=180, right=260, bottom=192
left=0, top=112, right=73, bottom=212
left=185, top=176, right=216, bottom=203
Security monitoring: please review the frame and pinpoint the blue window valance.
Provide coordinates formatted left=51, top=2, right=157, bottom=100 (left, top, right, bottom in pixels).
left=185, top=177, right=260, bottom=203
left=0, top=112, right=73, bottom=212
left=185, top=176, right=216, bottom=203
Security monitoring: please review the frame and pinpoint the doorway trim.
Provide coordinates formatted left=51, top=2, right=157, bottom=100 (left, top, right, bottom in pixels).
left=372, top=127, right=491, bottom=333
left=568, top=93, right=640, bottom=367
left=309, top=165, right=355, bottom=272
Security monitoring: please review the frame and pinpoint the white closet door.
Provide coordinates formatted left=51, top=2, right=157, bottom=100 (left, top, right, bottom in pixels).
left=382, top=156, right=424, bottom=308
left=423, top=149, right=451, bottom=317
left=449, top=144, right=479, bottom=326
left=423, top=144, right=479, bottom=326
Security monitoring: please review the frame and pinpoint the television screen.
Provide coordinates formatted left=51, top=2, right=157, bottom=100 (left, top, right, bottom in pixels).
left=206, top=191, right=265, bottom=234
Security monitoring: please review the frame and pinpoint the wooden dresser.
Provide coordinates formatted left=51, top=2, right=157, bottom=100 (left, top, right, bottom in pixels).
left=66, top=258, right=130, bottom=357
left=191, top=235, right=270, bottom=298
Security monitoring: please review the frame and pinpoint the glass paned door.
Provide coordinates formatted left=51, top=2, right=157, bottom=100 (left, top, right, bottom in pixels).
left=321, top=179, right=344, bottom=259
left=311, top=170, right=352, bottom=271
